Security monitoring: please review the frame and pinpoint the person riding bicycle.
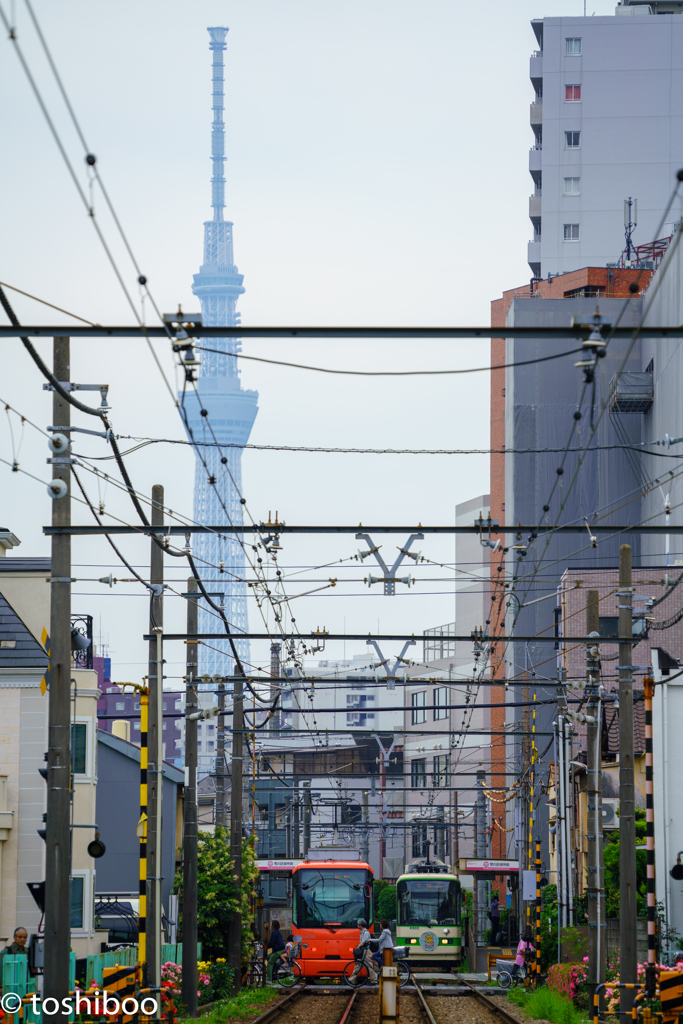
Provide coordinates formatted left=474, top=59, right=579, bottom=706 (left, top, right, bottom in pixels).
left=371, top=919, right=394, bottom=972
left=348, top=918, right=379, bottom=985
left=510, top=927, right=535, bottom=978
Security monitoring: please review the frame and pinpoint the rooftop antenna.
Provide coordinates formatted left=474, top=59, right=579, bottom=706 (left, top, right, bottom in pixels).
left=624, top=197, right=638, bottom=265
left=207, top=27, right=228, bottom=222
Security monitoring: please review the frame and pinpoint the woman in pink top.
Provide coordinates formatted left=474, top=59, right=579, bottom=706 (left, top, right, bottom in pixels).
left=511, top=927, right=534, bottom=977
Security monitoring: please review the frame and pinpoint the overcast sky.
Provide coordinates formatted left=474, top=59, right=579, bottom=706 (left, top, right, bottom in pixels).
left=0, top=0, right=618, bottom=688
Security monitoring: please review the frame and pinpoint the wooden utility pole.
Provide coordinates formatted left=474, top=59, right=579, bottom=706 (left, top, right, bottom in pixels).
left=181, top=579, right=199, bottom=1016
left=43, top=338, right=72, bottom=1021
left=586, top=590, right=605, bottom=1008
left=619, top=545, right=637, bottom=1001
left=146, top=486, right=164, bottom=988
left=228, top=667, right=244, bottom=992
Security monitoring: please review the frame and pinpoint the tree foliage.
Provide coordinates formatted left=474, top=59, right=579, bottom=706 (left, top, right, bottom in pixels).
left=603, top=808, right=647, bottom=917
left=174, top=827, right=258, bottom=961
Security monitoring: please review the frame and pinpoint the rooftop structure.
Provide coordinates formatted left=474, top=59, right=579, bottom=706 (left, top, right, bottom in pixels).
left=527, top=5, right=683, bottom=278
left=181, top=27, right=258, bottom=676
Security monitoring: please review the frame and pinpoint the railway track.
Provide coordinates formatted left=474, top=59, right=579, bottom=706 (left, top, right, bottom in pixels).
left=248, top=977, right=524, bottom=1024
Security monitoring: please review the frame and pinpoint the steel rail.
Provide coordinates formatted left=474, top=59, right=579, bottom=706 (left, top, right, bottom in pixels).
left=412, top=974, right=439, bottom=1024
left=461, top=979, right=526, bottom=1024
left=3, top=324, right=683, bottom=338
left=246, top=983, right=307, bottom=1024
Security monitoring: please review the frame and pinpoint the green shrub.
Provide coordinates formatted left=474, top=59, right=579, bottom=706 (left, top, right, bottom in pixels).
left=523, top=986, right=585, bottom=1024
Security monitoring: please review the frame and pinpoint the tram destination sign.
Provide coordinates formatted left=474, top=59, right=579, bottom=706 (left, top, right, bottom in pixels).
left=256, top=859, right=303, bottom=873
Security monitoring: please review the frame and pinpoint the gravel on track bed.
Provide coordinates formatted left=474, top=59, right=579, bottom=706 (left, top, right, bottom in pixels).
left=268, top=993, right=351, bottom=1024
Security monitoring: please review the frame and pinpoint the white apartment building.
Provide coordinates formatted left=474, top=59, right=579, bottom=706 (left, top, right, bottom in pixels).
left=527, top=0, right=683, bottom=278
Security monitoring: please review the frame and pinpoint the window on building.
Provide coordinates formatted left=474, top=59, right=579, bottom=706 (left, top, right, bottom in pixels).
left=433, top=754, right=449, bottom=788
left=162, top=702, right=167, bottom=710
left=433, top=687, right=449, bottom=721
left=412, top=825, right=429, bottom=859
left=208, top=740, right=214, bottom=749
left=134, top=702, right=140, bottom=710
left=564, top=177, right=581, bottom=194
left=162, top=722, right=167, bottom=730
left=208, top=724, right=215, bottom=731
left=70, top=876, right=84, bottom=930
left=71, top=723, right=87, bottom=774
left=566, top=37, right=582, bottom=55
left=411, top=758, right=427, bottom=788
left=175, top=739, right=181, bottom=747
left=133, top=721, right=140, bottom=731
left=115, top=702, right=125, bottom=711
left=563, top=223, right=580, bottom=240
left=565, top=131, right=581, bottom=148
left=411, top=692, right=427, bottom=725
left=565, top=84, right=581, bottom=102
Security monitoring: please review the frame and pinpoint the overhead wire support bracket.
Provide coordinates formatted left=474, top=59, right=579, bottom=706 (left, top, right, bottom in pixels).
left=357, top=530, right=423, bottom=594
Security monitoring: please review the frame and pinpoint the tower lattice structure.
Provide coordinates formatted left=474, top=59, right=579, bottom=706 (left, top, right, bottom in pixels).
left=181, top=26, right=258, bottom=677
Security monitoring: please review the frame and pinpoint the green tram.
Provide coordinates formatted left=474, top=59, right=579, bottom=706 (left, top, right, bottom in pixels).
left=394, top=862, right=463, bottom=971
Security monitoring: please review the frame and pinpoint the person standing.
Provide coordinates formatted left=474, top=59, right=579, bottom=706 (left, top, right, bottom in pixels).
left=489, top=895, right=500, bottom=943
left=266, top=920, right=286, bottom=983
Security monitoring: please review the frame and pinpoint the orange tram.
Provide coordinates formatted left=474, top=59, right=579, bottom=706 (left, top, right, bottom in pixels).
left=290, top=859, right=374, bottom=980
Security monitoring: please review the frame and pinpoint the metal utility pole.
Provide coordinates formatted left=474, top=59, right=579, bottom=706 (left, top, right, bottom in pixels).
left=293, top=781, right=300, bottom=858
left=586, top=590, right=605, bottom=1009
left=303, top=781, right=311, bottom=855
left=270, top=643, right=281, bottom=731
left=216, top=678, right=227, bottom=827
left=43, top=337, right=72, bottom=1020
left=228, top=667, right=244, bottom=992
left=619, top=545, right=637, bottom=997
left=182, top=579, right=199, bottom=1017
left=146, top=485, right=164, bottom=988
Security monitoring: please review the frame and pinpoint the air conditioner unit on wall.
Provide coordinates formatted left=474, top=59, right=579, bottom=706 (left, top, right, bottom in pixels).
left=602, top=798, right=619, bottom=830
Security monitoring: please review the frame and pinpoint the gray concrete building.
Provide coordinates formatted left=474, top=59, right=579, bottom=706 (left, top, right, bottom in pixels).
left=528, top=0, right=683, bottom=279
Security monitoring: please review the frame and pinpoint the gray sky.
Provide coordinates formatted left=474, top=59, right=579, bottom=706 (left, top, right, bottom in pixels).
left=0, top=0, right=618, bottom=686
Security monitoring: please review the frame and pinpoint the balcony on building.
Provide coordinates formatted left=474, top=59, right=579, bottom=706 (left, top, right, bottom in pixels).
left=529, top=147, right=542, bottom=174
left=530, top=51, right=543, bottom=83
left=608, top=370, right=653, bottom=414
left=529, top=193, right=542, bottom=219
left=527, top=240, right=541, bottom=270
left=530, top=101, right=543, bottom=127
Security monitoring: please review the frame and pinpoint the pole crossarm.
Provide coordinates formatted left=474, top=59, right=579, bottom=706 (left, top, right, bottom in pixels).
left=43, top=523, right=683, bottom=536
left=3, top=324, right=683, bottom=339
left=146, top=631, right=648, bottom=643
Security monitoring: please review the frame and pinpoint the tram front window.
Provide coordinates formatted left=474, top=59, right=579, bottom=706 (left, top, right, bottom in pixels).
left=397, top=879, right=460, bottom=927
left=295, top=869, right=371, bottom=927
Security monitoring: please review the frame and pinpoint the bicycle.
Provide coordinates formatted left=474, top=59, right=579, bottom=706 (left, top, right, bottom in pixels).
left=343, top=947, right=411, bottom=989
left=273, top=944, right=303, bottom=988
left=496, top=959, right=527, bottom=989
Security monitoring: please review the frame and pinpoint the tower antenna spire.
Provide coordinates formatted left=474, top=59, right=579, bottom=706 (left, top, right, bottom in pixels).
left=208, top=26, right=228, bottom=221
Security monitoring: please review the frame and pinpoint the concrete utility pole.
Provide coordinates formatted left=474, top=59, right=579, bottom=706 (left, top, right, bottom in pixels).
left=270, top=643, right=281, bottom=731
left=228, top=667, right=244, bottom=992
left=361, top=789, right=370, bottom=864
left=619, top=545, right=637, bottom=999
left=146, top=486, right=164, bottom=988
left=475, top=769, right=487, bottom=947
left=586, top=590, right=605, bottom=1009
left=43, top=337, right=72, bottom=1021
left=216, top=678, right=227, bottom=827
left=303, top=781, right=311, bottom=855
left=293, top=781, right=300, bottom=858
left=182, top=579, right=199, bottom=1017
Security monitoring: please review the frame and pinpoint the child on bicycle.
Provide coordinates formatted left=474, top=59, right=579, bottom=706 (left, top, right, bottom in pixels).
left=510, top=927, right=535, bottom=978
left=280, top=934, right=295, bottom=969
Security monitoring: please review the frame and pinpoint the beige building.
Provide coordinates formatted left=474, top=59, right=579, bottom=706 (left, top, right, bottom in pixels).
left=0, top=533, right=106, bottom=954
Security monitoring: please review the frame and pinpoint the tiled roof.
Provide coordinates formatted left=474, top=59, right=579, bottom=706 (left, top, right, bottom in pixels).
left=0, top=558, right=50, bottom=572
left=603, top=690, right=646, bottom=755
left=0, top=593, right=48, bottom=669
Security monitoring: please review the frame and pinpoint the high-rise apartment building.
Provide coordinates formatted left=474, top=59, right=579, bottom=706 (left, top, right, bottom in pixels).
left=527, top=0, right=683, bottom=279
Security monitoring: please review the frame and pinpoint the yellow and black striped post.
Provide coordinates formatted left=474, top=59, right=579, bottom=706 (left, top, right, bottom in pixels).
left=659, top=970, right=683, bottom=1022
left=138, top=687, right=149, bottom=971
left=644, top=673, right=656, bottom=967
left=534, top=838, right=542, bottom=986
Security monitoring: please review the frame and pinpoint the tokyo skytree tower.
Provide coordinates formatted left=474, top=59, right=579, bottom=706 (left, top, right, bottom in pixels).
left=181, top=26, right=258, bottom=676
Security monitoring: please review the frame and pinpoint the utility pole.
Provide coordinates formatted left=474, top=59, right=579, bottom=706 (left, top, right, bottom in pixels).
left=303, top=781, right=311, bottom=855
left=475, top=769, right=487, bottom=948
left=146, top=485, right=164, bottom=988
left=181, top=579, right=198, bottom=1017
left=228, top=666, right=244, bottom=992
left=362, top=789, right=370, bottom=864
left=216, top=678, right=227, bottom=827
left=619, top=545, right=637, bottom=999
left=293, top=781, right=300, bottom=858
left=586, top=590, right=605, bottom=1009
left=270, top=643, right=281, bottom=731
left=43, top=337, right=72, bottom=1020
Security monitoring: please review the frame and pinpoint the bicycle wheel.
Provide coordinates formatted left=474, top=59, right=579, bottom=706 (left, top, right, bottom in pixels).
left=244, top=962, right=263, bottom=986
left=277, top=960, right=302, bottom=988
left=343, top=960, right=370, bottom=988
left=497, top=971, right=512, bottom=989
left=395, top=962, right=411, bottom=988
